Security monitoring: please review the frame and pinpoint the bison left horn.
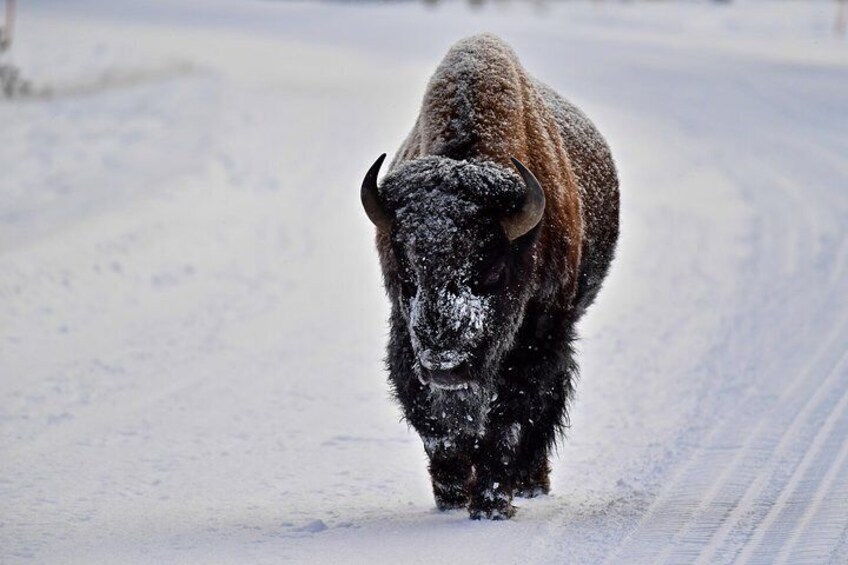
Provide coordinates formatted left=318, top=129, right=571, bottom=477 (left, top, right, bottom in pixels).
left=361, top=153, right=392, bottom=232
left=502, top=157, right=546, bottom=241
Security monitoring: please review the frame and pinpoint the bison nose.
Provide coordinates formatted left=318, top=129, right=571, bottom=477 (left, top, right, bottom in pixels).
left=418, top=349, right=466, bottom=372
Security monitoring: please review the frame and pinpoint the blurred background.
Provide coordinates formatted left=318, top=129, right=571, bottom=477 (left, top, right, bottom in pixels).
left=1, top=1, right=847, bottom=563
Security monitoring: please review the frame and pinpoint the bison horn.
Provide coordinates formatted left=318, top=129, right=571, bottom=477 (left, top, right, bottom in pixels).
left=361, top=153, right=392, bottom=231
left=502, top=157, right=546, bottom=241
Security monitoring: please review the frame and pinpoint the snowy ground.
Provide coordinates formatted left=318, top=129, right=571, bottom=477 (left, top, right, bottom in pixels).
left=1, top=1, right=847, bottom=563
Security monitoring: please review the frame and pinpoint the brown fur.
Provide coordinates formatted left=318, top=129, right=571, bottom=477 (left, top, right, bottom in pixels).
left=385, top=34, right=590, bottom=312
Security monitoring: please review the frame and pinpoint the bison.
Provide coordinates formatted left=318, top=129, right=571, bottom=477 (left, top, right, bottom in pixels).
left=360, top=33, right=619, bottom=519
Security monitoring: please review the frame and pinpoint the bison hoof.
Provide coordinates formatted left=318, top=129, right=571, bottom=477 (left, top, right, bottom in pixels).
left=514, top=484, right=550, bottom=499
left=469, top=502, right=516, bottom=520
left=468, top=490, right=516, bottom=520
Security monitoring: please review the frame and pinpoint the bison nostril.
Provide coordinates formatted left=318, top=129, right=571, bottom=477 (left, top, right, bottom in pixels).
left=436, top=362, right=466, bottom=377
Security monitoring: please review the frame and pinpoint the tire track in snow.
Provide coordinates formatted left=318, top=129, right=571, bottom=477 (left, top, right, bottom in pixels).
left=772, top=390, right=848, bottom=564
left=605, top=240, right=848, bottom=564
left=696, top=346, right=848, bottom=564
left=682, top=141, right=848, bottom=563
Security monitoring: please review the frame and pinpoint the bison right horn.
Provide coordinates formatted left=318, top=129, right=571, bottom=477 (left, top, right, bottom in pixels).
left=502, top=157, right=546, bottom=241
left=361, top=153, right=392, bottom=232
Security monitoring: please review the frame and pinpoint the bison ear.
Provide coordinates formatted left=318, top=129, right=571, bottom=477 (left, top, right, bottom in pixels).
left=361, top=153, right=392, bottom=232
left=502, top=157, right=546, bottom=241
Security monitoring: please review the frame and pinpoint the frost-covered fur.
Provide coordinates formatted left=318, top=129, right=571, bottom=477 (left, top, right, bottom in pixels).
left=371, top=34, right=619, bottom=519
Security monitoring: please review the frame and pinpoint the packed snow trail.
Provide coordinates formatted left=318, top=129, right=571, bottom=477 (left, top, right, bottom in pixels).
left=1, top=1, right=846, bottom=563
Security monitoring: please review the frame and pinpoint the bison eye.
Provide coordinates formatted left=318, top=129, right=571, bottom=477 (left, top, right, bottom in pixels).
left=474, top=261, right=507, bottom=293
left=400, top=276, right=418, bottom=299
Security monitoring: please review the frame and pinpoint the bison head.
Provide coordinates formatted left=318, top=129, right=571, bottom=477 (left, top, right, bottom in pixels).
left=362, top=155, right=545, bottom=396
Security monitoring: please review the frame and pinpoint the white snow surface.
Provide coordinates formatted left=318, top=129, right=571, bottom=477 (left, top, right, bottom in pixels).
left=2, top=1, right=847, bottom=563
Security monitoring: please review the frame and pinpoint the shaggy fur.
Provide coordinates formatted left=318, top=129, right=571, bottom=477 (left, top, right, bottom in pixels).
left=367, top=33, right=619, bottom=519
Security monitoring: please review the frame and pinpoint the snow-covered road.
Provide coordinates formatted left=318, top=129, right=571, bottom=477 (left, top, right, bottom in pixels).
left=2, top=1, right=847, bottom=563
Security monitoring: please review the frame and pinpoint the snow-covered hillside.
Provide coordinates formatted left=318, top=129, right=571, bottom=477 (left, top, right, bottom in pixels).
left=1, top=1, right=846, bottom=563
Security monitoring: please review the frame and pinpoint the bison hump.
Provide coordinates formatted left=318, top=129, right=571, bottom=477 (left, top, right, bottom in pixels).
left=417, top=33, right=544, bottom=164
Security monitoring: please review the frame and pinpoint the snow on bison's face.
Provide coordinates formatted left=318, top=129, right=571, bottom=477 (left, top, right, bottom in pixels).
left=362, top=155, right=545, bottom=392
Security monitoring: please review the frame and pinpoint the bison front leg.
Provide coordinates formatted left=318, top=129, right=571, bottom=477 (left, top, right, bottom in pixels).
left=467, top=424, right=553, bottom=517
left=468, top=465, right=516, bottom=519
left=514, top=443, right=551, bottom=498
left=423, top=436, right=472, bottom=511
left=512, top=394, right=568, bottom=498
left=467, top=433, right=520, bottom=520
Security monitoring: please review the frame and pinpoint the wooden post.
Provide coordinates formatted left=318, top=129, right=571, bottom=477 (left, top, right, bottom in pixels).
left=1, top=0, right=15, bottom=52
left=838, top=0, right=848, bottom=38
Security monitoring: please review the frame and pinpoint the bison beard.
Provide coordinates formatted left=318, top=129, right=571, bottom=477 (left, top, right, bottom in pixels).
left=362, top=34, right=619, bottom=519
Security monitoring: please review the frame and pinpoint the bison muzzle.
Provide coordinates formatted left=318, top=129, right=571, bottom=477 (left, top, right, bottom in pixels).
left=361, top=34, right=619, bottom=520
